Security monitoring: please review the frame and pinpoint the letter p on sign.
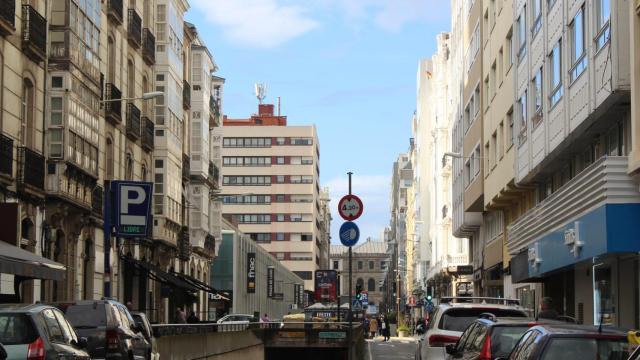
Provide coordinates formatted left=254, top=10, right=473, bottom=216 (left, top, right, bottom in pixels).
left=112, top=181, right=153, bottom=237
left=120, top=185, right=146, bottom=226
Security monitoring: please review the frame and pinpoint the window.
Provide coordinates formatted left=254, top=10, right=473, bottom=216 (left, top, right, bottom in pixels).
left=358, top=261, right=363, bottom=270
left=498, top=121, right=504, bottom=158
left=490, top=62, right=496, bottom=99
left=21, top=79, right=35, bottom=148
left=531, top=0, right=542, bottom=37
left=595, top=0, right=611, bottom=52
left=474, top=85, right=480, bottom=116
left=497, top=47, right=504, bottom=84
left=570, top=6, right=587, bottom=82
left=491, top=132, right=498, bottom=167
left=294, top=271, right=312, bottom=280
left=517, top=8, right=526, bottom=62
left=380, top=261, right=387, bottom=270
left=506, top=28, right=514, bottom=69
left=333, top=260, right=339, bottom=270
left=127, top=59, right=135, bottom=98
left=42, top=310, right=64, bottom=343
left=369, top=261, right=374, bottom=270
left=532, top=67, right=543, bottom=126
left=276, top=175, right=285, bottom=183
left=518, top=91, right=527, bottom=142
left=125, top=153, right=133, bottom=180
left=49, top=129, right=63, bottom=158
left=506, top=108, right=514, bottom=147
left=368, top=278, right=376, bottom=292
left=106, top=137, right=114, bottom=179
left=276, top=157, right=285, bottom=164
left=549, top=40, right=563, bottom=107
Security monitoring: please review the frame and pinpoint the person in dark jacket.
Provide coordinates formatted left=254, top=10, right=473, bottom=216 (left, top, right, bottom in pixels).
left=186, top=311, right=200, bottom=323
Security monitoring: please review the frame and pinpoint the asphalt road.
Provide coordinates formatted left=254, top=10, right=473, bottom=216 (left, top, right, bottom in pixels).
left=367, top=337, right=417, bottom=360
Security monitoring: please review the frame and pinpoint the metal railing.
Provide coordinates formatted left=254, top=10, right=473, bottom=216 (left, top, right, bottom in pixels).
left=0, top=0, right=15, bottom=35
left=0, top=133, right=12, bottom=176
left=126, top=103, right=141, bottom=139
left=21, top=5, right=46, bottom=62
left=107, top=0, right=123, bottom=24
left=142, top=28, right=155, bottom=65
left=105, top=83, right=122, bottom=124
left=127, top=8, right=141, bottom=48
left=17, top=146, right=44, bottom=190
left=142, top=116, right=154, bottom=151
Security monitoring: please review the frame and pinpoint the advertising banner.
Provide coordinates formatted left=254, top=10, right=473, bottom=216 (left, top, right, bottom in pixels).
left=247, top=252, right=256, bottom=293
left=267, top=266, right=275, bottom=298
left=314, top=270, right=338, bottom=302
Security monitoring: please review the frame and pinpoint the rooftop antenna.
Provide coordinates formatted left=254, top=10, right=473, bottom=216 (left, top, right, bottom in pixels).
left=255, top=83, right=267, bottom=104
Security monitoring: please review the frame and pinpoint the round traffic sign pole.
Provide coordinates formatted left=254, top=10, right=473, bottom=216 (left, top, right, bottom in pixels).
left=338, top=194, right=363, bottom=221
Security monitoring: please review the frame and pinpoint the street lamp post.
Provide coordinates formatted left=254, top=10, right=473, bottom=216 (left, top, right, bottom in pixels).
left=102, top=91, right=163, bottom=298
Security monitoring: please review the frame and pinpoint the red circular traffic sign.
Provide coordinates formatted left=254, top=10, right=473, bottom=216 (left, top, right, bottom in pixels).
left=338, top=194, right=363, bottom=221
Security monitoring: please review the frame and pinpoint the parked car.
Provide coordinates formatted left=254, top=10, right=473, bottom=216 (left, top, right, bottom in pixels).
left=131, top=312, right=159, bottom=360
left=416, top=297, right=527, bottom=360
left=0, top=303, right=90, bottom=360
left=216, top=314, right=253, bottom=331
left=57, top=299, right=151, bottom=360
left=502, top=324, right=632, bottom=360
left=444, top=316, right=569, bottom=360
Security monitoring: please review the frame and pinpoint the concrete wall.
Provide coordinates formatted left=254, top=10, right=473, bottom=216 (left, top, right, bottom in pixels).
left=156, top=329, right=264, bottom=360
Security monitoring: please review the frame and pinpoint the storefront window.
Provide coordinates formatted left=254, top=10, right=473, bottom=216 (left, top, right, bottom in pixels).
left=594, top=265, right=615, bottom=326
left=517, top=287, right=536, bottom=317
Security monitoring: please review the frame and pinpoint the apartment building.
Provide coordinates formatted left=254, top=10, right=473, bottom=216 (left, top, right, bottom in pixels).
left=506, top=0, right=638, bottom=328
left=481, top=0, right=517, bottom=298
left=0, top=0, right=48, bottom=303
left=219, top=104, right=326, bottom=290
left=388, top=152, right=411, bottom=305
left=451, top=0, right=484, bottom=294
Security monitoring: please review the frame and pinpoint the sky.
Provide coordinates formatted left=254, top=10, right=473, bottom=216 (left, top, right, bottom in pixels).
left=185, top=0, right=451, bottom=243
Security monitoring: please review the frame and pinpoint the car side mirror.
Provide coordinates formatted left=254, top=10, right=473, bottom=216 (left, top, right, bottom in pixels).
left=131, top=323, right=142, bottom=333
left=445, top=343, right=457, bottom=355
left=74, top=337, right=88, bottom=349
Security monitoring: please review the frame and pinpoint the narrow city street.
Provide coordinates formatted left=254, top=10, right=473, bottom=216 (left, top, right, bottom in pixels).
left=367, top=337, right=417, bottom=360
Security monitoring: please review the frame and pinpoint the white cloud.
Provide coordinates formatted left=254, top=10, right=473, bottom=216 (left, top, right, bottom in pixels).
left=325, top=174, right=390, bottom=243
left=191, top=0, right=319, bottom=48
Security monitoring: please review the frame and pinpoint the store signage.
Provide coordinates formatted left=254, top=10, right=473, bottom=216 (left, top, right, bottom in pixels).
left=528, top=243, right=542, bottom=268
left=319, top=332, right=346, bottom=339
left=360, top=290, right=368, bottom=306
left=314, top=270, right=338, bottom=302
left=564, top=222, right=583, bottom=258
left=297, top=284, right=305, bottom=305
left=112, top=181, right=153, bottom=237
left=267, top=266, right=275, bottom=298
left=247, top=252, right=256, bottom=293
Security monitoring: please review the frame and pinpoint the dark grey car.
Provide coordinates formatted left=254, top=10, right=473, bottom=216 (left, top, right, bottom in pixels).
left=0, top=303, right=90, bottom=360
left=58, top=300, right=150, bottom=360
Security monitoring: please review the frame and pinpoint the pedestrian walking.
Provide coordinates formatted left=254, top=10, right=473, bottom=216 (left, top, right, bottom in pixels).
left=187, top=311, right=200, bottom=323
left=383, top=316, right=390, bottom=341
left=376, top=317, right=382, bottom=336
left=261, top=313, right=270, bottom=322
left=175, top=307, right=187, bottom=324
left=369, top=316, right=378, bottom=338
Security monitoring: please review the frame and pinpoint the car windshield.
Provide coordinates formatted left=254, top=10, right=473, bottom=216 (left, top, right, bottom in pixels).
left=0, top=313, right=38, bottom=345
left=440, top=309, right=526, bottom=332
left=491, top=326, right=530, bottom=357
left=65, top=304, right=107, bottom=328
left=542, top=337, right=630, bottom=360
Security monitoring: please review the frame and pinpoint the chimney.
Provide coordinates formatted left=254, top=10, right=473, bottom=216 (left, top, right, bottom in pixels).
left=258, top=104, right=274, bottom=116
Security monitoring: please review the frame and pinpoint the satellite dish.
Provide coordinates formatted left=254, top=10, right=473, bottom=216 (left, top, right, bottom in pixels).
left=255, top=83, right=267, bottom=104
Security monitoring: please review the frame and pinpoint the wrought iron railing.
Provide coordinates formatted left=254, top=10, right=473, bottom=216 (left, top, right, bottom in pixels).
left=126, top=103, right=141, bottom=139
left=17, top=146, right=44, bottom=190
left=142, top=28, right=155, bottom=65
left=0, top=133, right=12, bottom=176
left=107, top=0, right=123, bottom=24
left=142, top=116, right=154, bottom=151
left=105, top=83, right=122, bottom=124
left=21, top=5, right=46, bottom=62
left=127, top=9, right=142, bottom=48
left=0, top=0, right=15, bottom=36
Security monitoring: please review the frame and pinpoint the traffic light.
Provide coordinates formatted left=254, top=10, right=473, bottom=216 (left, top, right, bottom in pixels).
left=355, top=284, right=362, bottom=301
left=426, top=295, right=433, bottom=302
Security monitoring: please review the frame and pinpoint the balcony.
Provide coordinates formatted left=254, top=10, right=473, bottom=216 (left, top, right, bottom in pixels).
left=507, top=156, right=640, bottom=254
left=0, top=133, right=12, bottom=178
left=203, top=234, right=215, bottom=258
left=21, top=5, right=46, bottom=63
left=182, top=154, right=190, bottom=182
left=126, top=103, right=141, bottom=140
left=142, top=28, right=155, bottom=65
left=183, top=81, right=191, bottom=110
left=107, top=0, right=123, bottom=24
left=17, top=147, right=44, bottom=191
left=92, top=185, right=103, bottom=217
left=142, top=116, right=154, bottom=152
left=178, top=226, right=191, bottom=261
left=105, top=83, right=122, bottom=124
left=208, top=161, right=219, bottom=188
left=0, top=0, right=15, bottom=36
left=127, top=9, right=141, bottom=48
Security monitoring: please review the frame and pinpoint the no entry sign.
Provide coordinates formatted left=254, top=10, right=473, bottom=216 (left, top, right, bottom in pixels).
left=338, top=194, right=363, bottom=221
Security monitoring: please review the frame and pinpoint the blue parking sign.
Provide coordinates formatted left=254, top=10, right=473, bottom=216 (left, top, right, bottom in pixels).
left=112, top=181, right=153, bottom=237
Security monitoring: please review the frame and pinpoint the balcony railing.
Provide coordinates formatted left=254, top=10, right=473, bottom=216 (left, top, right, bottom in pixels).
left=126, top=103, right=141, bottom=139
left=105, top=83, right=122, bottom=124
left=107, top=0, right=123, bottom=24
left=142, top=28, right=155, bottom=65
left=208, top=161, right=220, bottom=188
left=183, top=81, right=191, bottom=110
left=182, top=154, right=190, bottom=182
left=92, top=185, right=103, bottom=217
left=127, top=9, right=141, bottom=48
left=0, top=133, right=13, bottom=177
left=21, top=5, right=46, bottom=63
left=507, top=156, right=640, bottom=254
left=17, top=147, right=44, bottom=191
left=142, top=116, right=154, bottom=151
left=0, top=0, right=15, bottom=36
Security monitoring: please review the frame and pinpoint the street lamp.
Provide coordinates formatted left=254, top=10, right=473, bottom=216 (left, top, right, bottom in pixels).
left=100, top=91, right=164, bottom=103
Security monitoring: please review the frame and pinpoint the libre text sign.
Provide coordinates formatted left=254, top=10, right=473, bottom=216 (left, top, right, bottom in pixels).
left=338, top=194, right=363, bottom=221
left=247, top=252, right=256, bottom=293
left=112, top=181, right=153, bottom=237
left=339, top=221, right=360, bottom=247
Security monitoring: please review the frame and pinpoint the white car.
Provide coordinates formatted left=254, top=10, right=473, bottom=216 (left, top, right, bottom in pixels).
left=416, top=297, right=527, bottom=360
left=216, top=314, right=254, bottom=331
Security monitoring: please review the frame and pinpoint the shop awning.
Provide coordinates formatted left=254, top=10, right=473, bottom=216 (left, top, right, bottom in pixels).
left=120, top=256, right=198, bottom=293
left=510, top=250, right=542, bottom=283
left=171, top=271, right=230, bottom=301
left=0, top=241, right=66, bottom=281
